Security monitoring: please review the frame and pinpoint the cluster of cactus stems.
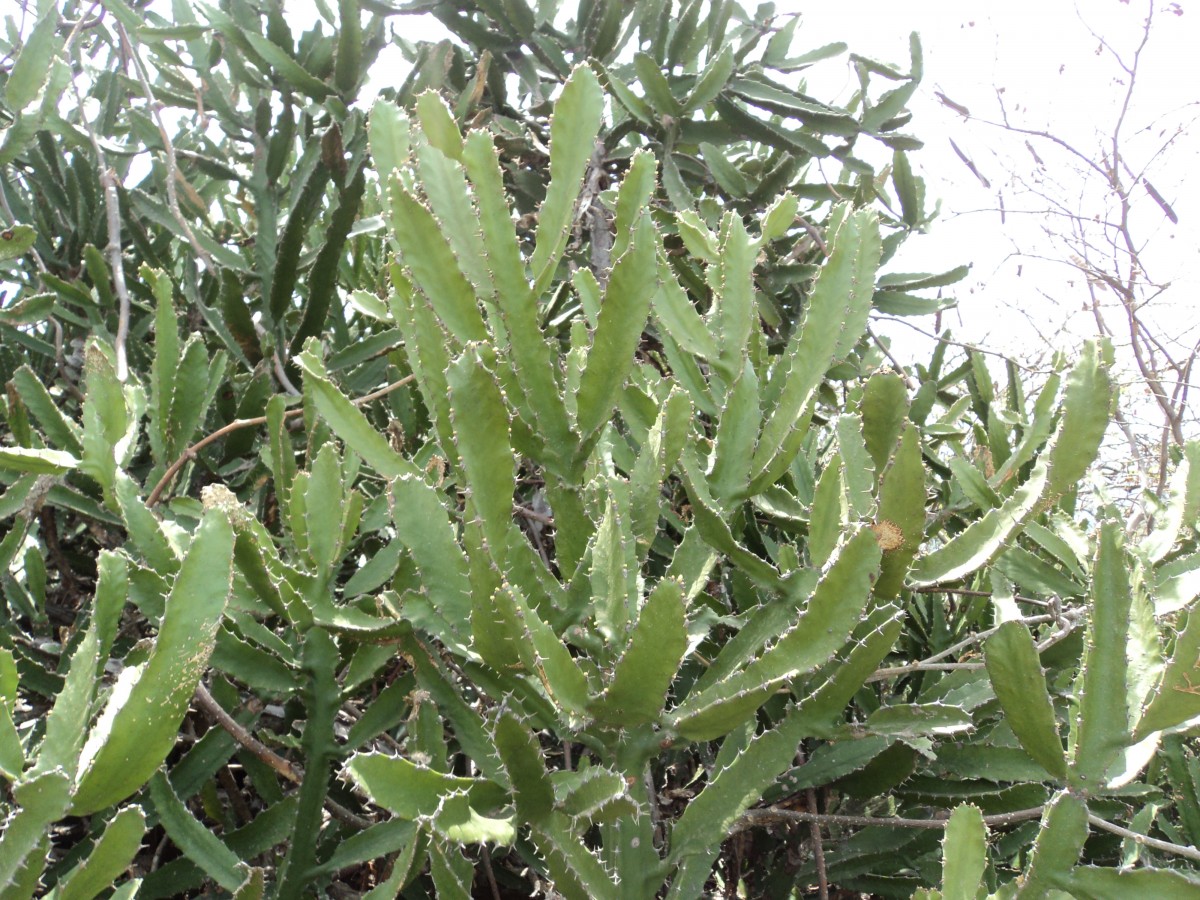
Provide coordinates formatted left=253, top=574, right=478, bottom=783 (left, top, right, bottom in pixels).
left=3, top=0, right=1200, bottom=897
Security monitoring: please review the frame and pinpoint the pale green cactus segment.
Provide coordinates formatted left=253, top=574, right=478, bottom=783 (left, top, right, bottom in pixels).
left=343, top=751, right=508, bottom=821
left=949, top=455, right=1001, bottom=511
left=388, top=265, right=460, bottom=468
left=32, top=552, right=125, bottom=780
left=1046, top=339, right=1114, bottom=504
left=303, top=443, right=359, bottom=574
left=993, top=370, right=1061, bottom=488
left=678, top=448, right=784, bottom=589
left=530, top=65, right=605, bottom=297
left=940, top=804, right=987, bottom=900
left=837, top=413, right=877, bottom=518
left=1134, top=596, right=1200, bottom=738
left=473, top=581, right=523, bottom=672
left=264, top=395, right=298, bottom=513
left=690, top=570, right=819, bottom=696
left=295, top=342, right=419, bottom=480
left=1141, top=441, right=1200, bottom=562
left=71, top=510, right=234, bottom=816
left=461, top=130, right=574, bottom=469
left=113, top=471, right=179, bottom=576
left=531, top=811, right=620, bottom=900
left=675, top=210, right=719, bottom=263
left=751, top=205, right=882, bottom=486
left=707, top=213, right=756, bottom=383
left=555, top=768, right=637, bottom=824
left=809, top=458, right=847, bottom=568
left=671, top=528, right=880, bottom=740
left=79, top=339, right=134, bottom=499
left=668, top=705, right=808, bottom=865
left=389, top=475, right=472, bottom=645
left=663, top=525, right=720, bottom=602
left=760, top=192, right=800, bottom=244
left=574, top=214, right=658, bottom=451
left=146, top=266, right=180, bottom=468
left=654, top=254, right=720, bottom=361
left=429, top=840, right=473, bottom=899
left=589, top=476, right=639, bottom=645
left=707, top=356, right=761, bottom=505
left=612, top=151, right=658, bottom=259
left=49, top=804, right=146, bottom=900
left=910, top=455, right=1049, bottom=587
left=400, top=630, right=507, bottom=784
left=9, top=365, right=83, bottom=457
left=875, top=424, right=926, bottom=599
left=862, top=702, right=973, bottom=738
left=498, top=583, right=591, bottom=721
left=446, top=346, right=517, bottom=561
left=985, top=621, right=1068, bottom=780
left=628, top=389, right=690, bottom=553
left=414, top=91, right=464, bottom=161
left=388, top=181, right=488, bottom=345
left=492, top=711, right=555, bottom=824
left=861, top=370, right=910, bottom=475
left=149, top=771, right=253, bottom=893
left=367, top=99, right=410, bottom=190
left=1018, top=790, right=1088, bottom=898
left=591, top=579, right=686, bottom=726
left=1070, top=522, right=1132, bottom=791
left=414, top=140, right=494, bottom=307
left=0, top=769, right=71, bottom=892
left=793, top=605, right=904, bottom=735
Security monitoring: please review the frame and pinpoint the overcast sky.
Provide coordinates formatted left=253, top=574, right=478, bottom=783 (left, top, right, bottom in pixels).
left=800, top=1, right=1198, bottom=370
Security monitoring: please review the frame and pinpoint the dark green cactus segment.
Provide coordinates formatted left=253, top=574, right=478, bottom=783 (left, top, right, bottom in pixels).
left=1020, top=790, right=1089, bottom=896
left=1045, top=339, right=1113, bottom=505
left=874, top=423, right=926, bottom=599
left=939, top=804, right=988, bottom=900
left=492, top=710, right=555, bottom=824
left=446, top=346, right=516, bottom=561
left=590, top=578, right=687, bottom=726
left=985, top=621, right=1068, bottom=780
left=861, top=370, right=911, bottom=475
left=751, top=205, right=882, bottom=489
left=1071, top=522, right=1133, bottom=791
left=670, top=528, right=881, bottom=741
left=707, top=356, right=761, bottom=505
left=668, top=706, right=808, bottom=863
left=574, top=214, right=658, bottom=458
left=530, top=65, right=605, bottom=296
left=388, top=183, right=488, bottom=346
left=530, top=812, right=621, bottom=900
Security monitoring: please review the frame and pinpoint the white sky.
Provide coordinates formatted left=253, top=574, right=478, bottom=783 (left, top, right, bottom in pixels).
left=800, top=1, right=1199, bottom=375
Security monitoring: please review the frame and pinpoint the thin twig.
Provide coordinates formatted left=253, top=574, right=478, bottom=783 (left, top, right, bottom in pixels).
left=1087, top=813, right=1200, bottom=864
left=117, top=22, right=214, bottom=273
left=867, top=608, right=1083, bottom=683
left=481, top=846, right=502, bottom=900
left=733, top=805, right=1046, bottom=836
left=66, top=4, right=132, bottom=381
left=193, top=684, right=372, bottom=830
left=145, top=374, right=414, bottom=507
left=866, top=324, right=918, bottom=389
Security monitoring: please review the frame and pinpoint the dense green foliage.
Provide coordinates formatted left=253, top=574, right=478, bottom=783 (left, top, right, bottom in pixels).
left=2, top=0, right=1200, bottom=896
